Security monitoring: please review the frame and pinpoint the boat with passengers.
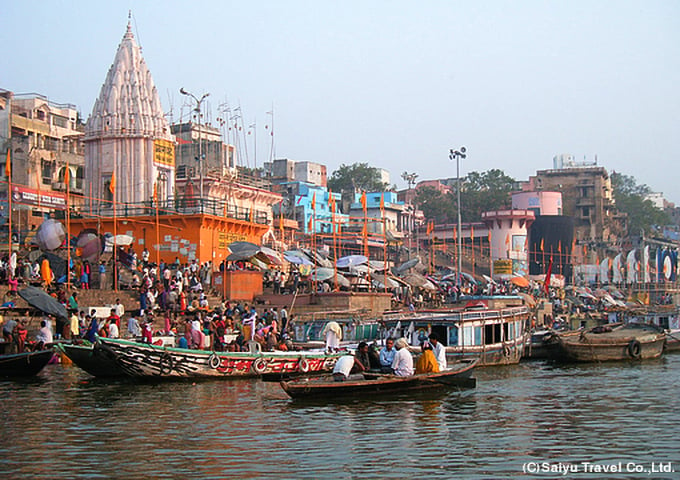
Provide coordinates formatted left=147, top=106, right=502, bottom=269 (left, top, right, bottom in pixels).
left=381, top=296, right=531, bottom=366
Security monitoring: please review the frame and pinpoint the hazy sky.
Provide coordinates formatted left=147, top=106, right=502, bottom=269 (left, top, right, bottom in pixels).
left=3, top=1, right=679, bottom=201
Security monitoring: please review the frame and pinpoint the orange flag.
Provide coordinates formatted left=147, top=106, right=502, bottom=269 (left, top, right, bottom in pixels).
left=470, top=225, right=474, bottom=240
left=380, top=193, right=385, bottom=213
left=308, top=215, right=313, bottom=231
left=311, top=192, right=316, bottom=211
left=153, top=181, right=158, bottom=202
left=5, top=148, right=10, bottom=178
left=540, top=238, right=544, bottom=252
left=360, top=191, right=367, bottom=212
left=505, top=233, right=510, bottom=246
left=109, top=170, right=116, bottom=195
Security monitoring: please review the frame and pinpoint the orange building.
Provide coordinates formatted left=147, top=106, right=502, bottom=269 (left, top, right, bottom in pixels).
left=69, top=212, right=270, bottom=266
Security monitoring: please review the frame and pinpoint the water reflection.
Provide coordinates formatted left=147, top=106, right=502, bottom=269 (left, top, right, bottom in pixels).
left=1, top=356, right=679, bottom=478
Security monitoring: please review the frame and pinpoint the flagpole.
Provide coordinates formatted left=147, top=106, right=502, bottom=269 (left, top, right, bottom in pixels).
left=155, top=180, right=160, bottom=267
left=66, top=162, right=71, bottom=291
left=6, top=147, right=12, bottom=260
left=381, top=193, right=387, bottom=294
left=331, top=193, right=338, bottom=292
left=112, top=170, right=118, bottom=292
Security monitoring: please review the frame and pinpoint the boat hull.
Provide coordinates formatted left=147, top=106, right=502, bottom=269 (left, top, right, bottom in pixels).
left=58, top=343, right=125, bottom=378
left=281, top=359, right=477, bottom=399
left=99, top=337, right=341, bottom=379
left=0, top=349, right=54, bottom=378
left=553, top=327, right=666, bottom=363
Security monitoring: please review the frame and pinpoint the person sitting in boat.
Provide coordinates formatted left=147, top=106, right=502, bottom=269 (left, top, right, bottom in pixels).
left=428, top=333, right=447, bottom=370
left=34, top=320, right=53, bottom=350
left=415, top=341, right=439, bottom=374
left=355, top=342, right=372, bottom=371
left=391, top=338, right=414, bottom=377
left=379, top=338, right=397, bottom=373
left=332, top=351, right=367, bottom=382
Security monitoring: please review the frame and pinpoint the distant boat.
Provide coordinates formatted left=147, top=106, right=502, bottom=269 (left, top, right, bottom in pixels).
left=280, top=358, right=478, bottom=399
left=98, top=337, right=343, bottom=379
left=551, top=324, right=666, bottom=362
left=0, top=349, right=54, bottom=378
left=383, top=303, right=531, bottom=366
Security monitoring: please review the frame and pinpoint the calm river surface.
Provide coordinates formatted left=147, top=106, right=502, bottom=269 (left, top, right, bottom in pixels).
left=1, top=354, right=679, bottom=479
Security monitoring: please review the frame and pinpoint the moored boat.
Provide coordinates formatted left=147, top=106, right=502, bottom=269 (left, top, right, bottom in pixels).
left=280, top=358, right=478, bottom=399
left=551, top=324, right=666, bottom=362
left=57, top=343, right=125, bottom=378
left=0, top=349, right=54, bottom=378
left=98, top=337, right=343, bottom=379
left=382, top=300, right=531, bottom=366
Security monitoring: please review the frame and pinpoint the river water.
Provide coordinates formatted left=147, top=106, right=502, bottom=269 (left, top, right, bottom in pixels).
left=1, top=354, right=679, bottom=479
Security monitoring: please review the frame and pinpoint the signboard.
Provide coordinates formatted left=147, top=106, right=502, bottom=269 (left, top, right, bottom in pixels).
left=494, top=259, right=513, bottom=275
left=154, top=139, right=175, bottom=168
left=218, top=232, right=247, bottom=249
left=11, top=185, right=66, bottom=210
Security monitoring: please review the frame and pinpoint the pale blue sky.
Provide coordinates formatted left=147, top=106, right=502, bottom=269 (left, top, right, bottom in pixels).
left=3, top=1, right=679, bottom=201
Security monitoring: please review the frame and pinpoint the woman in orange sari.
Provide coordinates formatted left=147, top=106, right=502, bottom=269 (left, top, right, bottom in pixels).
left=415, top=341, right=440, bottom=374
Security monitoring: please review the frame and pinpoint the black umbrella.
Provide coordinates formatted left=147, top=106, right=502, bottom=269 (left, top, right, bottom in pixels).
left=18, top=286, right=68, bottom=320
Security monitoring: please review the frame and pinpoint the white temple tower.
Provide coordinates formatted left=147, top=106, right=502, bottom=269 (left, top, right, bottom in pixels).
left=84, top=21, right=175, bottom=208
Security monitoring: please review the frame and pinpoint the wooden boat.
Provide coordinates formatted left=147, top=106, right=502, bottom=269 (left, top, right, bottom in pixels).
left=551, top=324, right=667, bottom=362
left=524, top=328, right=580, bottom=359
left=56, top=343, right=125, bottom=378
left=0, top=349, right=54, bottom=378
left=280, top=358, right=478, bottom=399
left=98, top=337, right=343, bottom=379
left=382, top=301, right=531, bottom=366
left=622, top=304, right=680, bottom=352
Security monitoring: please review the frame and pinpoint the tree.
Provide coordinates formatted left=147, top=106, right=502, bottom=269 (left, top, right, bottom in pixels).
left=461, top=169, right=515, bottom=222
left=611, top=172, right=669, bottom=235
left=328, top=163, right=389, bottom=192
left=415, top=169, right=516, bottom=224
left=415, top=186, right=455, bottom=223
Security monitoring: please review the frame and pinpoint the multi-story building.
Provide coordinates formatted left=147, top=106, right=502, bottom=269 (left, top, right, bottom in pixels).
left=1, top=89, right=85, bottom=240
left=171, top=121, right=236, bottom=182
left=526, top=159, right=625, bottom=247
left=265, top=158, right=327, bottom=187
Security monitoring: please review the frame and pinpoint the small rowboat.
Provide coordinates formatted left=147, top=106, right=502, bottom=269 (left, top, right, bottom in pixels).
left=280, top=358, right=478, bottom=399
left=98, top=337, right=343, bottom=379
left=0, top=349, right=54, bottom=378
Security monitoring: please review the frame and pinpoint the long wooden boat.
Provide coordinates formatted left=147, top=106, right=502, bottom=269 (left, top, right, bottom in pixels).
left=551, top=324, right=667, bottom=362
left=56, top=343, right=125, bottom=378
left=98, top=337, right=343, bottom=379
left=382, top=301, right=531, bottom=366
left=0, top=349, right=54, bottom=378
left=280, top=358, right=478, bottom=399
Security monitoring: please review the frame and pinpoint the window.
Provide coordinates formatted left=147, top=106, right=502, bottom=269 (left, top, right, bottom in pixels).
left=41, top=159, right=53, bottom=184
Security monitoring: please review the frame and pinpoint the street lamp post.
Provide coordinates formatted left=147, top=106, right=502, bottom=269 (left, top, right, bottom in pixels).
left=180, top=88, right=210, bottom=209
left=401, top=171, right=418, bottom=255
left=449, top=147, right=467, bottom=292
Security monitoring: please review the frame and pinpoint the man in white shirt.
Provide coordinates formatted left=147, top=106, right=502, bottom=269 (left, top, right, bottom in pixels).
left=332, top=353, right=365, bottom=381
left=429, top=333, right=447, bottom=370
left=391, top=338, right=414, bottom=376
